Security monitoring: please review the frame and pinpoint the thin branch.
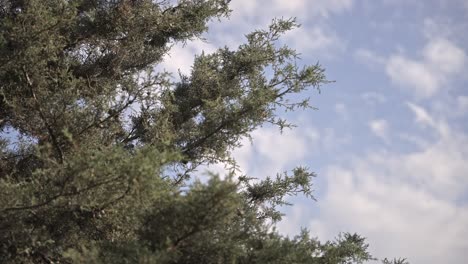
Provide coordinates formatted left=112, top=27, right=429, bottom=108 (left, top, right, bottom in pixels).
left=172, top=162, right=199, bottom=186
left=167, top=227, right=200, bottom=252
left=98, top=183, right=132, bottom=210
left=2, top=174, right=125, bottom=212
left=181, top=106, right=253, bottom=156
left=76, top=95, right=137, bottom=137
left=167, top=189, right=227, bottom=251
left=22, top=66, right=64, bottom=163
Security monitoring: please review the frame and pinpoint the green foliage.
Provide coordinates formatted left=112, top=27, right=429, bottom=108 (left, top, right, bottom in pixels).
left=382, top=258, right=410, bottom=264
left=0, top=0, right=406, bottom=263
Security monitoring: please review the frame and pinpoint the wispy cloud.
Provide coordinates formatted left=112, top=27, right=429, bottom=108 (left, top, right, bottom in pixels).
left=385, top=38, right=466, bottom=98
left=229, top=0, right=353, bottom=22
left=201, top=123, right=322, bottom=181
left=457, top=96, right=468, bottom=113
left=284, top=26, right=346, bottom=57
left=406, top=102, right=435, bottom=127
left=159, top=40, right=217, bottom=75
left=281, top=103, right=468, bottom=264
left=369, top=119, right=389, bottom=142
left=423, top=38, right=466, bottom=75
left=386, top=55, right=439, bottom=98
left=160, top=0, right=352, bottom=77
left=354, top=49, right=386, bottom=68
left=314, top=162, right=468, bottom=264
left=237, top=126, right=320, bottom=178
left=334, top=103, right=348, bottom=120
left=361, top=92, right=387, bottom=105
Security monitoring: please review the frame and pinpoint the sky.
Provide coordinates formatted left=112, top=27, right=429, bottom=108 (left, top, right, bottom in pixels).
left=161, top=1, right=468, bottom=263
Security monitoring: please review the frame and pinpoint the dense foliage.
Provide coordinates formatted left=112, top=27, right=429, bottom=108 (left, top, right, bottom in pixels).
left=0, top=0, right=406, bottom=263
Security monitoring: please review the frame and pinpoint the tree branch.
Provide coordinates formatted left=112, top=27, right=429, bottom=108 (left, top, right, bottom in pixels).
left=2, top=174, right=125, bottom=213
left=181, top=106, right=253, bottom=156
left=22, top=66, right=64, bottom=163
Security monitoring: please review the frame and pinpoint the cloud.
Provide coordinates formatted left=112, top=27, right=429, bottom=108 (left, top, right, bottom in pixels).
left=361, top=92, right=387, bottom=105
left=201, top=124, right=321, bottom=181
left=406, top=102, right=435, bottom=127
left=354, top=49, right=386, bottom=68
left=314, top=163, right=468, bottom=264
left=385, top=55, right=439, bottom=98
left=295, top=0, right=353, bottom=19
left=422, top=16, right=468, bottom=49
left=229, top=0, right=353, bottom=22
left=159, top=40, right=217, bottom=76
left=385, top=38, right=466, bottom=98
left=457, top=96, right=468, bottom=113
left=423, top=38, right=466, bottom=74
left=356, top=32, right=466, bottom=100
left=242, top=126, right=320, bottom=178
left=334, top=103, right=347, bottom=119
left=369, top=119, right=389, bottom=141
left=277, top=103, right=468, bottom=264
left=160, top=0, right=351, bottom=76
left=217, top=0, right=350, bottom=57
left=284, top=26, right=346, bottom=57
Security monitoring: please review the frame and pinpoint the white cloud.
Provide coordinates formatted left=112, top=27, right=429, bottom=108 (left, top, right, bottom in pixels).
left=160, top=40, right=217, bottom=75
left=216, top=0, right=350, bottom=57
left=244, top=126, right=320, bottom=178
left=385, top=38, right=466, bottom=98
left=284, top=26, right=346, bottom=56
left=406, top=102, right=451, bottom=139
left=313, top=163, right=468, bottom=264
left=321, top=127, right=351, bottom=154
left=270, top=0, right=308, bottom=14
left=354, top=49, right=386, bottom=67
left=423, top=38, right=466, bottom=75
left=361, top=92, right=387, bottom=105
left=457, top=96, right=468, bottom=113
left=334, top=103, right=347, bottom=119
left=274, top=98, right=468, bottom=264
left=297, top=0, right=353, bottom=19
left=359, top=29, right=466, bottom=99
left=160, top=0, right=351, bottom=76
left=422, top=16, right=468, bottom=48
left=369, top=119, right=389, bottom=141
left=202, top=124, right=321, bottom=180
left=406, top=102, right=435, bottom=127
left=385, top=55, right=439, bottom=98
left=229, top=0, right=353, bottom=22
left=275, top=104, right=468, bottom=264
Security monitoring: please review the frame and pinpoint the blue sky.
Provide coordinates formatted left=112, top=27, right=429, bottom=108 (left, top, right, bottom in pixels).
left=161, top=1, right=468, bottom=263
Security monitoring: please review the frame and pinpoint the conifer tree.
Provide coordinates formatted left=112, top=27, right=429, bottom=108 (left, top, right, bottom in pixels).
left=0, top=1, right=406, bottom=263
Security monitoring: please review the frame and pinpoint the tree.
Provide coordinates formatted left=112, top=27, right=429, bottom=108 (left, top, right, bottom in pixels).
left=0, top=0, right=405, bottom=263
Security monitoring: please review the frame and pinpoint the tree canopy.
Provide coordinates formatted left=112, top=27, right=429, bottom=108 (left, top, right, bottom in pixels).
left=0, top=0, right=407, bottom=263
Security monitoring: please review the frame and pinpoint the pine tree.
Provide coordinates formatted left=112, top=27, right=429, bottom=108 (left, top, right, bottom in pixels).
left=0, top=1, right=405, bottom=263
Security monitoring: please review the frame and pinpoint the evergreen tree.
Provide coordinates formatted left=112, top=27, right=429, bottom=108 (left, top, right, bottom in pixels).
left=0, top=0, right=406, bottom=263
